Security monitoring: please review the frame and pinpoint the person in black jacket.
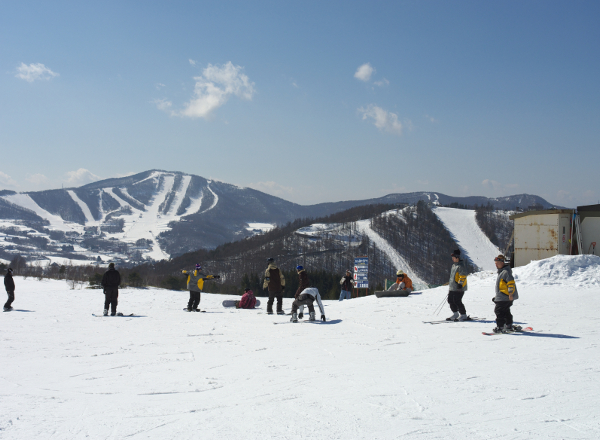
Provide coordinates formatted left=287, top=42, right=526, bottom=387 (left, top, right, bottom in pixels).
left=101, top=263, right=121, bottom=316
left=4, top=268, right=15, bottom=311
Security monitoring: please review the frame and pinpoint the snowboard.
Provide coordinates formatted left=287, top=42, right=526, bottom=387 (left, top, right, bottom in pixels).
left=222, top=299, right=261, bottom=308
left=93, top=313, right=134, bottom=317
left=375, top=290, right=410, bottom=298
left=183, top=308, right=206, bottom=312
left=482, top=326, right=533, bottom=336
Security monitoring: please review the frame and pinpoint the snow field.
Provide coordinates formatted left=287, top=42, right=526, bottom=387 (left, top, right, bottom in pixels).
left=2, top=256, right=600, bottom=439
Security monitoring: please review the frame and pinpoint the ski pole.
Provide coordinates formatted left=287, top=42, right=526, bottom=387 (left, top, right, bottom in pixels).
left=434, top=293, right=448, bottom=316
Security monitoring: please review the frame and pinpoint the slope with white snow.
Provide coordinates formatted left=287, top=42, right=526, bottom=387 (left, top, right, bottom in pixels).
left=1, top=255, right=599, bottom=439
left=433, top=206, right=501, bottom=271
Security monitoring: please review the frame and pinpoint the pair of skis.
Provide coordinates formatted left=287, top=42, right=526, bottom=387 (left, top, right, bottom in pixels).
left=482, top=327, right=533, bottom=336
left=422, top=316, right=483, bottom=325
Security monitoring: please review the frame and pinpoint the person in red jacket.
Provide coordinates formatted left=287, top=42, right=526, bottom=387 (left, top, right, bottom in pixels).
left=236, top=288, right=257, bottom=309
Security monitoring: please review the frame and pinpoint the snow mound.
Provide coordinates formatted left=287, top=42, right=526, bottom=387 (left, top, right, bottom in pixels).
left=514, top=254, right=600, bottom=288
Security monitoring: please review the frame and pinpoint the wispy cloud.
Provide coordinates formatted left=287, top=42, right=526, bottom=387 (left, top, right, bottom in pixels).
left=15, top=63, right=59, bottom=82
left=189, top=59, right=196, bottom=66
left=358, top=104, right=404, bottom=136
left=0, top=171, right=18, bottom=188
left=374, top=78, right=389, bottom=87
left=64, top=169, right=101, bottom=186
left=155, top=83, right=166, bottom=90
left=248, top=181, right=294, bottom=198
left=424, top=114, right=438, bottom=123
left=156, top=61, right=255, bottom=119
left=354, top=63, right=375, bottom=82
left=26, top=173, right=48, bottom=185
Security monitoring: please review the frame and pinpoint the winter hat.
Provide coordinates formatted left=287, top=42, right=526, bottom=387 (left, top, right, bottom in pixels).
left=396, top=270, right=405, bottom=276
left=7, top=268, right=13, bottom=274
left=494, top=254, right=506, bottom=262
left=296, top=265, right=304, bottom=271
left=451, top=249, right=461, bottom=258
left=195, top=264, right=202, bottom=270
left=245, top=288, right=253, bottom=295
left=267, top=257, right=274, bottom=263
left=108, top=262, right=115, bottom=269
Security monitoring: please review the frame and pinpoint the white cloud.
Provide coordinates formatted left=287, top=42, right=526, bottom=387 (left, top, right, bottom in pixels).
left=358, top=104, right=403, bottom=135
left=155, top=83, right=166, bottom=90
left=354, top=63, right=375, bottom=82
left=0, top=171, right=18, bottom=188
left=248, top=181, right=294, bottom=198
left=157, top=61, right=255, bottom=119
left=189, top=59, right=196, bottom=66
left=15, top=63, right=59, bottom=82
left=424, top=114, right=438, bottom=123
left=64, top=169, right=101, bottom=186
left=26, top=173, right=48, bottom=185
left=374, top=78, right=389, bottom=87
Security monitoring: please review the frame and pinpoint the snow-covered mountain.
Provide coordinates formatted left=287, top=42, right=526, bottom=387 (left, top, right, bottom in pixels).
left=0, top=170, right=554, bottom=265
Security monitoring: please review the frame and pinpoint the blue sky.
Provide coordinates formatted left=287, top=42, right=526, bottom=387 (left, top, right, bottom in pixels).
left=1, top=0, right=598, bottom=207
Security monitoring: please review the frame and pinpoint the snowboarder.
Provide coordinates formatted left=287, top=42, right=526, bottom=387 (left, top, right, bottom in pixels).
left=101, top=263, right=121, bottom=316
left=447, top=250, right=469, bottom=321
left=291, top=266, right=326, bottom=322
left=182, top=264, right=220, bottom=312
left=4, top=268, right=15, bottom=311
left=339, top=269, right=355, bottom=301
left=387, top=270, right=413, bottom=294
left=262, top=257, right=286, bottom=315
left=236, top=288, right=257, bottom=309
left=492, top=254, right=519, bottom=333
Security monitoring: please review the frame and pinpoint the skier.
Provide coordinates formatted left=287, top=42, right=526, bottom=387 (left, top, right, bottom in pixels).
left=4, top=268, right=15, bottom=311
left=447, top=249, right=469, bottom=321
left=182, top=264, right=220, bottom=312
left=387, top=270, right=413, bottom=293
left=262, top=257, right=286, bottom=315
left=291, top=266, right=326, bottom=322
left=101, top=263, right=121, bottom=316
left=492, top=254, right=520, bottom=333
left=236, top=288, right=257, bottom=309
left=339, top=269, right=354, bottom=301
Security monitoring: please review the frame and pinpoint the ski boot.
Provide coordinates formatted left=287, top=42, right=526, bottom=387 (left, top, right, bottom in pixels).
left=446, top=312, right=459, bottom=321
left=492, top=326, right=505, bottom=334
left=290, top=313, right=298, bottom=323
left=309, top=312, right=316, bottom=321
left=277, top=310, right=285, bottom=315
left=511, top=325, right=523, bottom=332
left=103, top=309, right=108, bottom=316
left=4, top=306, right=13, bottom=311
left=457, top=314, right=470, bottom=321
left=192, top=308, right=200, bottom=312
left=298, top=312, right=304, bottom=319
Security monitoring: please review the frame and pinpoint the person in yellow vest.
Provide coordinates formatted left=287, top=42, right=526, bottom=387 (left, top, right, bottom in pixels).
left=492, top=254, right=520, bottom=333
left=182, top=264, right=220, bottom=311
left=447, top=249, right=469, bottom=321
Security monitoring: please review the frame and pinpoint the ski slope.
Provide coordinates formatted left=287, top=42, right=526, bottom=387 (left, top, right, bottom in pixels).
left=433, top=206, right=501, bottom=271
left=1, top=255, right=599, bottom=439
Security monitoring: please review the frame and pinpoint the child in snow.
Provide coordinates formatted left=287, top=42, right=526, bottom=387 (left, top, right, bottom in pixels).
left=447, top=249, right=469, bottom=321
left=492, top=255, right=520, bottom=333
left=387, top=270, right=413, bottom=294
left=182, top=264, right=220, bottom=312
left=4, top=268, right=15, bottom=311
left=236, top=288, right=257, bottom=309
left=291, top=266, right=326, bottom=322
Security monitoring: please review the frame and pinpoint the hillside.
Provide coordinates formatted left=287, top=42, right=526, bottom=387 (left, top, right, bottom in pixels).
left=2, top=255, right=599, bottom=439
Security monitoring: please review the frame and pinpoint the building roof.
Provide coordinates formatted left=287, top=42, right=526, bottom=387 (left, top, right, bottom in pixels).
left=509, top=209, right=573, bottom=220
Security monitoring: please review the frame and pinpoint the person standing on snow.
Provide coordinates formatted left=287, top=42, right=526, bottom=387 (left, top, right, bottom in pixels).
left=182, top=264, right=220, bottom=312
left=492, top=254, right=520, bottom=333
left=263, top=257, right=286, bottom=315
left=291, top=265, right=326, bottom=322
left=387, top=270, right=413, bottom=294
left=4, top=268, right=15, bottom=311
left=101, top=263, right=121, bottom=316
left=339, top=269, right=355, bottom=301
left=447, top=249, right=469, bottom=321
left=236, top=288, right=257, bottom=309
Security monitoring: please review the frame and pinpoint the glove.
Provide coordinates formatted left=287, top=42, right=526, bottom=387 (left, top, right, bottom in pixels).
left=182, top=270, right=187, bottom=274
left=321, top=315, right=326, bottom=322
left=456, top=284, right=463, bottom=290
left=214, top=275, right=221, bottom=279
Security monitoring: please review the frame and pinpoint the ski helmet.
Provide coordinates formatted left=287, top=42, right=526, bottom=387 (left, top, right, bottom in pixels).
left=195, top=264, right=202, bottom=270
left=396, top=270, right=405, bottom=276
left=296, top=265, right=304, bottom=271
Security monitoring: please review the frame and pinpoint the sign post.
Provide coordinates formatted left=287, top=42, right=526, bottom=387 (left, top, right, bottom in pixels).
left=353, top=256, right=369, bottom=297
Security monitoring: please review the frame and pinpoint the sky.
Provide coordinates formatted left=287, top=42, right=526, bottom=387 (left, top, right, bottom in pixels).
left=1, top=0, right=599, bottom=207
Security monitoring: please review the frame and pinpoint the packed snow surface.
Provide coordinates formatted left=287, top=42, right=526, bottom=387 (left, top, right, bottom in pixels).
left=433, top=206, right=500, bottom=271
left=2, top=256, right=600, bottom=439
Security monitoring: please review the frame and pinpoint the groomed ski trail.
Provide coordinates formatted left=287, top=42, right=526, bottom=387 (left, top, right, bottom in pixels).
left=356, top=219, right=427, bottom=289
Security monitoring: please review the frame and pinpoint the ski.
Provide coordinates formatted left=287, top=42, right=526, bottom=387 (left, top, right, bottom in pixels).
left=183, top=308, right=206, bottom=312
left=93, top=313, right=135, bottom=317
left=423, top=317, right=484, bottom=325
